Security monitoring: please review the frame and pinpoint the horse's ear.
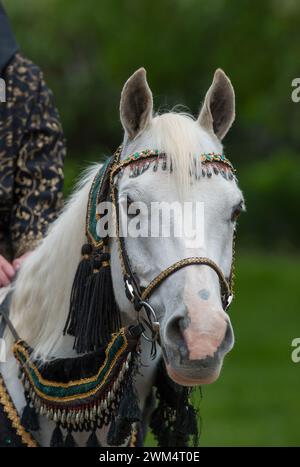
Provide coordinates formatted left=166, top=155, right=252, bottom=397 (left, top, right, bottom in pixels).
left=120, top=68, right=153, bottom=140
left=198, top=69, right=235, bottom=140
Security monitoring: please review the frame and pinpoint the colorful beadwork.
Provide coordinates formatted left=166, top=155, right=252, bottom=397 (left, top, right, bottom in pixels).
left=122, top=149, right=235, bottom=172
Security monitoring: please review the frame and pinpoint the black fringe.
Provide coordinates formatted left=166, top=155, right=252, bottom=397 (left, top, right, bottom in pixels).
left=63, top=243, right=93, bottom=336
left=21, top=402, right=40, bottom=431
left=86, top=430, right=101, bottom=447
left=107, top=381, right=141, bottom=446
left=64, top=430, right=77, bottom=447
left=149, top=360, right=199, bottom=447
left=73, top=253, right=121, bottom=354
left=50, top=424, right=64, bottom=447
left=118, top=382, right=141, bottom=422
left=107, top=416, right=132, bottom=446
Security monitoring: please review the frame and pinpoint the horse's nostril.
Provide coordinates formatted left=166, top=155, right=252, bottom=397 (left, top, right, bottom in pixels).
left=166, top=316, right=189, bottom=359
left=167, top=316, right=183, bottom=342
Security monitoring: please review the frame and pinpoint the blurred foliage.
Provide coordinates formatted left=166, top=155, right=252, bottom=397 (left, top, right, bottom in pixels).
left=5, top=0, right=300, bottom=249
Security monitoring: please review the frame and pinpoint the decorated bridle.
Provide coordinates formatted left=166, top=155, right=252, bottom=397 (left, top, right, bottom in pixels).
left=101, top=147, right=235, bottom=348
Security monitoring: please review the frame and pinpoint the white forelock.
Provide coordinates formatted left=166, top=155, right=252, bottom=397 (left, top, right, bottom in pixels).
left=122, top=112, right=222, bottom=190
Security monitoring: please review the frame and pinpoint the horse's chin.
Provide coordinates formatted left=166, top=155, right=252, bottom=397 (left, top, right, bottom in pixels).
left=166, top=363, right=221, bottom=386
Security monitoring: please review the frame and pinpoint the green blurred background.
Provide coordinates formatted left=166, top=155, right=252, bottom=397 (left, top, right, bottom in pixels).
left=6, top=0, right=300, bottom=446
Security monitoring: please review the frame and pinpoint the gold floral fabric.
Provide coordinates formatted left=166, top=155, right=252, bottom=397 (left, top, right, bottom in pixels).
left=0, top=53, right=65, bottom=260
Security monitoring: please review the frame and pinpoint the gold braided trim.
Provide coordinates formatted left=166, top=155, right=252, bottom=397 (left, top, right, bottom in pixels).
left=13, top=329, right=129, bottom=403
left=0, top=376, right=38, bottom=447
left=129, top=428, right=138, bottom=447
left=141, top=256, right=231, bottom=301
left=110, top=184, right=127, bottom=277
left=229, top=228, right=236, bottom=295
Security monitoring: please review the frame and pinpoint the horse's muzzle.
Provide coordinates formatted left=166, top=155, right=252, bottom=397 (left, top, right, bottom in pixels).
left=162, top=318, right=234, bottom=385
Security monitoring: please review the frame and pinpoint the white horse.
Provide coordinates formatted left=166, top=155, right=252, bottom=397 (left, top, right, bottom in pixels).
left=0, top=67, right=244, bottom=446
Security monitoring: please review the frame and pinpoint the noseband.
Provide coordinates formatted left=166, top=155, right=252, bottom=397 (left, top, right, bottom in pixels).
left=107, top=149, right=236, bottom=348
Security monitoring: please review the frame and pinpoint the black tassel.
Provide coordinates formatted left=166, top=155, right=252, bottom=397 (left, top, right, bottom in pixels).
left=21, top=402, right=40, bottom=431
left=149, top=360, right=200, bottom=447
left=107, top=416, right=132, bottom=446
left=183, top=405, right=198, bottom=434
left=73, top=253, right=121, bottom=353
left=64, top=243, right=93, bottom=336
left=118, top=382, right=141, bottom=422
left=86, top=430, right=101, bottom=447
left=107, top=382, right=141, bottom=446
left=50, top=424, right=64, bottom=447
left=150, top=408, right=170, bottom=446
left=64, top=430, right=77, bottom=447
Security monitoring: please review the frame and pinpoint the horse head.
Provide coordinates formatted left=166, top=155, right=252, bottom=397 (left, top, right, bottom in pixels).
left=110, top=68, right=245, bottom=386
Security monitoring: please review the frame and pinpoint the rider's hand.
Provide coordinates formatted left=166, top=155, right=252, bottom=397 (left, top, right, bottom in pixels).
left=12, top=252, right=31, bottom=272
left=0, top=255, right=15, bottom=287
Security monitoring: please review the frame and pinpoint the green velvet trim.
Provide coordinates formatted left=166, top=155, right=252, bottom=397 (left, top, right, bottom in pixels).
left=86, top=158, right=110, bottom=247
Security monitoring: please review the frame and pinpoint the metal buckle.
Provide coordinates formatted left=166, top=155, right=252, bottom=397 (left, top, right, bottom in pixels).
left=125, top=279, right=135, bottom=301
left=225, top=294, right=233, bottom=310
left=137, top=300, right=160, bottom=343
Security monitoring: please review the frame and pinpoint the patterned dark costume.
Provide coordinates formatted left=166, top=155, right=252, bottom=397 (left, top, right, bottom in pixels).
left=0, top=5, right=65, bottom=261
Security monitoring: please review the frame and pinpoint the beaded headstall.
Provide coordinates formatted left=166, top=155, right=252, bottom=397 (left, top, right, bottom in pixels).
left=10, top=146, right=236, bottom=448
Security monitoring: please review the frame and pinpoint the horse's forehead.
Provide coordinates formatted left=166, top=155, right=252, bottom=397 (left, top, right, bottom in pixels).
left=119, top=167, right=241, bottom=206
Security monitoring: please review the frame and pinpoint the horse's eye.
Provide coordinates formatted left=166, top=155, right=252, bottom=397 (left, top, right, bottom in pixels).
left=231, top=201, right=244, bottom=222
left=231, top=208, right=241, bottom=222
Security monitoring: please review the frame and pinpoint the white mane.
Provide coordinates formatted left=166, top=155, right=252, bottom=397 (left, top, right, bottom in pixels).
left=7, top=112, right=222, bottom=359
left=8, top=166, right=99, bottom=358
